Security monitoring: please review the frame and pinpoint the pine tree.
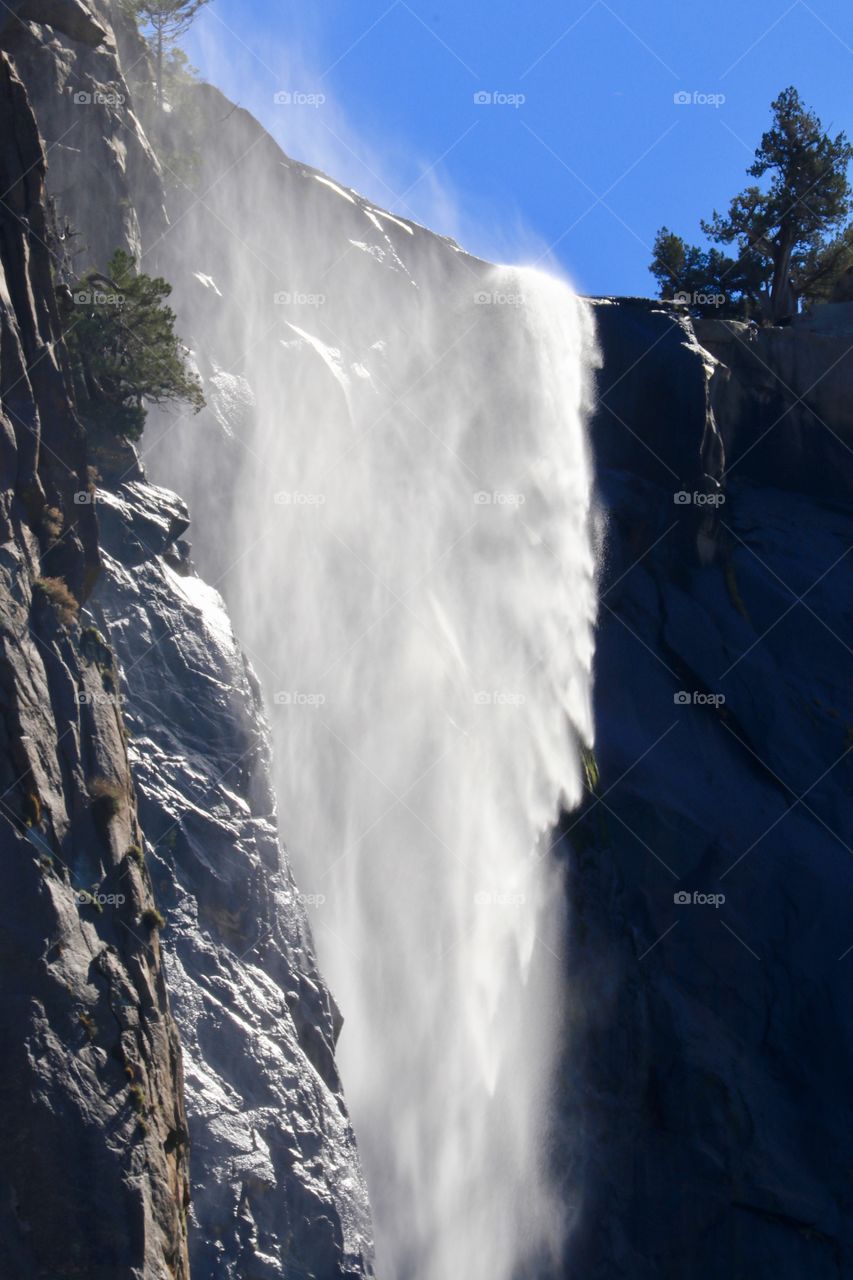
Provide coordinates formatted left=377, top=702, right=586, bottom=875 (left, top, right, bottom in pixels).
left=63, top=249, right=204, bottom=441
left=651, top=89, right=853, bottom=322
left=134, top=0, right=210, bottom=108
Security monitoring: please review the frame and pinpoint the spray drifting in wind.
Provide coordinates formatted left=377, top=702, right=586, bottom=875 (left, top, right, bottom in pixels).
left=147, top=95, right=598, bottom=1277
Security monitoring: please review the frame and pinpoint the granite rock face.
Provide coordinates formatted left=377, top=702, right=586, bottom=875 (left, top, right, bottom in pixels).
left=562, top=299, right=853, bottom=1279
left=0, top=41, right=190, bottom=1280
left=8, top=3, right=376, bottom=1274
left=694, top=312, right=853, bottom=502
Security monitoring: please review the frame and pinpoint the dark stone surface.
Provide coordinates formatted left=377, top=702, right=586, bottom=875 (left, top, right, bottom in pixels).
left=694, top=314, right=853, bottom=503
left=560, top=298, right=853, bottom=1279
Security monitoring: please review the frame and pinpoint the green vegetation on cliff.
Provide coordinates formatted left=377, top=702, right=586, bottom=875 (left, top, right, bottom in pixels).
left=61, top=249, right=204, bottom=441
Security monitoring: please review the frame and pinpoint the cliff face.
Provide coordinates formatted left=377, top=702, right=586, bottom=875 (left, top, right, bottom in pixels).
left=5, top=4, right=374, bottom=1276
left=563, top=300, right=853, bottom=1279
left=0, top=39, right=190, bottom=1280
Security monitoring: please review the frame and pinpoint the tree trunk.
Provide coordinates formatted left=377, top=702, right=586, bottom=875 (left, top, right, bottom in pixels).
left=770, top=232, right=796, bottom=323
left=156, top=26, right=163, bottom=109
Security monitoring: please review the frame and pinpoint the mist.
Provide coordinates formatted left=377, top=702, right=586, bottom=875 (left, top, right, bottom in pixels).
left=143, top=63, right=598, bottom=1279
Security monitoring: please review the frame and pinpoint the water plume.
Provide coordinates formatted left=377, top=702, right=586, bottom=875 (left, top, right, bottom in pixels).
left=146, top=103, right=597, bottom=1277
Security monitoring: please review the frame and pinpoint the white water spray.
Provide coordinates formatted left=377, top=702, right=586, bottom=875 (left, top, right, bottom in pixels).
left=148, top=138, right=597, bottom=1278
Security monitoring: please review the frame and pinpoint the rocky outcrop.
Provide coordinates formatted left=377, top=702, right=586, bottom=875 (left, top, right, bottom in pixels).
left=0, top=39, right=190, bottom=1280
left=562, top=299, right=853, bottom=1279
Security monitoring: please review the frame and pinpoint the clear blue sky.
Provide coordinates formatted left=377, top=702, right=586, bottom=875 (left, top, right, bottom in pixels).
left=184, top=0, right=853, bottom=296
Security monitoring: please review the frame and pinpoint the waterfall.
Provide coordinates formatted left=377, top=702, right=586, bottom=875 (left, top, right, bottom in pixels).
left=147, top=136, right=598, bottom=1277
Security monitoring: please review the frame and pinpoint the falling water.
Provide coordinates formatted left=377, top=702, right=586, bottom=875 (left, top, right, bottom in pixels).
left=148, top=132, right=597, bottom=1278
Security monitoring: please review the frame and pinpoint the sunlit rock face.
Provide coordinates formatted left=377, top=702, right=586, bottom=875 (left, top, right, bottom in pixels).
left=12, top=6, right=376, bottom=1275
left=90, top=475, right=375, bottom=1278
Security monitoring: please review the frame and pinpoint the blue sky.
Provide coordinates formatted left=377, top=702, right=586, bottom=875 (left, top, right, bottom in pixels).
left=185, top=0, right=853, bottom=296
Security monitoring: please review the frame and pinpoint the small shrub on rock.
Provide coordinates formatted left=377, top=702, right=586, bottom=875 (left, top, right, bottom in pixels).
left=141, top=906, right=166, bottom=931
left=33, top=576, right=79, bottom=628
left=88, top=776, right=124, bottom=826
